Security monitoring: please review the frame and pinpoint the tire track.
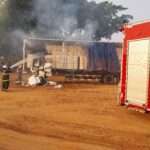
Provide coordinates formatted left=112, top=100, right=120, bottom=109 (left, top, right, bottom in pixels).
left=0, top=120, right=149, bottom=150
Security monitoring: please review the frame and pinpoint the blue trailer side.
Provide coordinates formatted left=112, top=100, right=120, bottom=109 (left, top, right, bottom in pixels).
left=65, top=42, right=121, bottom=84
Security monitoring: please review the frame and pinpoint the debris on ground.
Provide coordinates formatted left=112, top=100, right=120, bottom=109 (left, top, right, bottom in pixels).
left=48, top=81, right=57, bottom=86
left=28, top=75, right=41, bottom=86
left=54, top=84, right=63, bottom=89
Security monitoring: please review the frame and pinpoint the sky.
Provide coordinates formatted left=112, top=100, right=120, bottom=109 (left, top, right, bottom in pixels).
left=88, top=0, right=150, bottom=42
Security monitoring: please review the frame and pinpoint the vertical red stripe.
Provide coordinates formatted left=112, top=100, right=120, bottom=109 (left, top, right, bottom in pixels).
left=147, top=66, right=150, bottom=110
left=120, top=36, right=127, bottom=105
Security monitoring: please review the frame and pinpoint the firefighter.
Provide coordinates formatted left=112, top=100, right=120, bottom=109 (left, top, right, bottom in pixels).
left=38, top=66, right=47, bottom=85
left=44, top=62, right=52, bottom=77
left=1, top=65, right=11, bottom=91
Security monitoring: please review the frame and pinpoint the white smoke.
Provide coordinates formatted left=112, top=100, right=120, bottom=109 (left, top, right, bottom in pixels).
left=70, top=21, right=98, bottom=40
left=9, top=30, right=27, bottom=50
left=2, top=0, right=99, bottom=60
left=33, top=0, right=98, bottom=41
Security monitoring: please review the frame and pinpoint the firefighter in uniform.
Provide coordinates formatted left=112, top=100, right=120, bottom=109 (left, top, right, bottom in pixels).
left=1, top=65, right=10, bottom=91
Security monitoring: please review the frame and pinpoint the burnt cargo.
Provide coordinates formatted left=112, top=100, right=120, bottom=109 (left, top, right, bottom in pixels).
left=25, top=39, right=122, bottom=84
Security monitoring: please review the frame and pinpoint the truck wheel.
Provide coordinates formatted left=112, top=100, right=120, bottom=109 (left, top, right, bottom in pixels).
left=103, top=74, right=114, bottom=84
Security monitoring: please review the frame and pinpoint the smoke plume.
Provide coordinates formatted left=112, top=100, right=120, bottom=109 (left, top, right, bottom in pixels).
left=33, top=0, right=97, bottom=40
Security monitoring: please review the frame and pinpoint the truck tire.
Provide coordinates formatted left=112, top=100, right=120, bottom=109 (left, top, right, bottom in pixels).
left=103, top=74, right=114, bottom=84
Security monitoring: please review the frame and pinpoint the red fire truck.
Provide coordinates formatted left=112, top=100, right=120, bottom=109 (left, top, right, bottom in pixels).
left=120, top=20, right=150, bottom=112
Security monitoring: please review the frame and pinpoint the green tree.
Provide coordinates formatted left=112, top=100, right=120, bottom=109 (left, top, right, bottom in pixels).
left=77, top=1, right=133, bottom=40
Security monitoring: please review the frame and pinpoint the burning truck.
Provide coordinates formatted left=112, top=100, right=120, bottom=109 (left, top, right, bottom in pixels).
left=17, top=38, right=122, bottom=84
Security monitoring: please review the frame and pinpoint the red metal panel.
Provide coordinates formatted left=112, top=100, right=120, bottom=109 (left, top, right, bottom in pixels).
left=120, top=21, right=150, bottom=110
left=127, top=104, right=146, bottom=112
left=124, top=21, right=150, bottom=40
left=120, top=38, right=127, bottom=105
left=147, top=78, right=150, bottom=110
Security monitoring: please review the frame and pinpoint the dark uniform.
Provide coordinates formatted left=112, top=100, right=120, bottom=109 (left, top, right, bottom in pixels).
left=1, top=69, right=10, bottom=91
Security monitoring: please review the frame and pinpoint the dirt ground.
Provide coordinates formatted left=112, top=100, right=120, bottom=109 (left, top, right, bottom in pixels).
left=0, top=82, right=150, bottom=150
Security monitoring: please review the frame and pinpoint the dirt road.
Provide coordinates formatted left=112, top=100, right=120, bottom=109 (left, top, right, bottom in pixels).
left=0, top=84, right=150, bottom=150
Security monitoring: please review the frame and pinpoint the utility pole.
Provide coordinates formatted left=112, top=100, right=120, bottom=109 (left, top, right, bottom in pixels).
left=22, top=39, right=26, bottom=72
